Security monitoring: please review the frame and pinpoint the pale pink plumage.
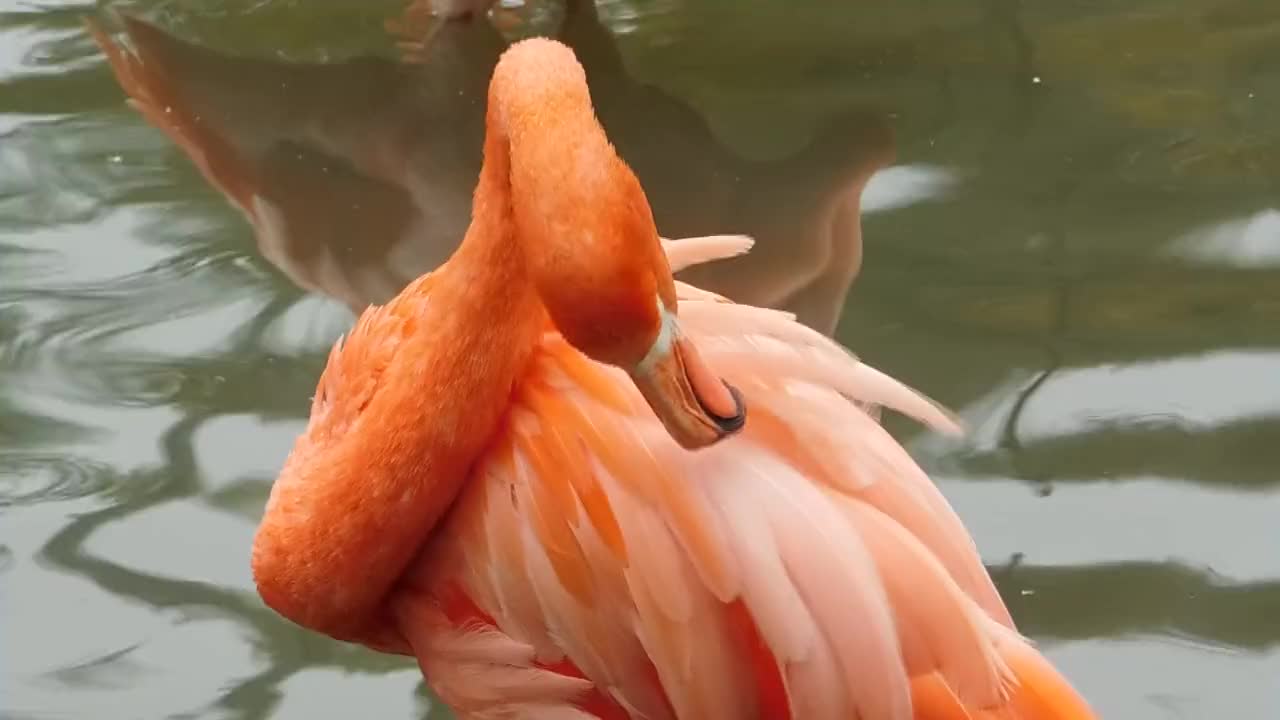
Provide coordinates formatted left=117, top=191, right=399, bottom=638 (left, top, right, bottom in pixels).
left=383, top=235, right=1046, bottom=719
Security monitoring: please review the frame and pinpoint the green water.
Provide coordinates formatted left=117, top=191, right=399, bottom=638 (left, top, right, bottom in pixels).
left=3, top=1, right=1278, bottom=718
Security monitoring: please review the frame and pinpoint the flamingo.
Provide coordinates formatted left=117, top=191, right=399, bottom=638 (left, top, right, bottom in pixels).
left=251, top=38, right=1096, bottom=719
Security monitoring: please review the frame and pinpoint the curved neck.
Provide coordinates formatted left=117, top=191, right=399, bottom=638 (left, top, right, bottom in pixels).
left=253, top=110, right=544, bottom=647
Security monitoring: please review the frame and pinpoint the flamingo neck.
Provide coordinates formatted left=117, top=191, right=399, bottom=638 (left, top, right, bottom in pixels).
left=252, top=115, right=544, bottom=647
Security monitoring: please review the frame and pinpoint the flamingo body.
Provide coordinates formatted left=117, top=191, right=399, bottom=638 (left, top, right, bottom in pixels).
left=250, top=38, right=1096, bottom=719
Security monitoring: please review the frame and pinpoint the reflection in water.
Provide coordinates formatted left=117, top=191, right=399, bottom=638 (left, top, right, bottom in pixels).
left=3, top=1, right=1279, bottom=718
left=950, top=351, right=1280, bottom=489
left=92, top=7, right=892, bottom=336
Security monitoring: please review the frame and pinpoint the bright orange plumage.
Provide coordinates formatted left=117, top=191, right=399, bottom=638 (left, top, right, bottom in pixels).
left=250, top=37, right=1097, bottom=719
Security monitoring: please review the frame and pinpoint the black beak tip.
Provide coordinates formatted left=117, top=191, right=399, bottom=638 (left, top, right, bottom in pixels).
left=706, top=381, right=747, bottom=435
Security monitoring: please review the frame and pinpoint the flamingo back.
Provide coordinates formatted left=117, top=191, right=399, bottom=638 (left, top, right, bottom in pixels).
left=393, top=236, right=1094, bottom=720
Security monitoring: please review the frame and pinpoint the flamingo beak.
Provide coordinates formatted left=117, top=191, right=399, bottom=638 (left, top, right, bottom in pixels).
left=630, top=309, right=746, bottom=450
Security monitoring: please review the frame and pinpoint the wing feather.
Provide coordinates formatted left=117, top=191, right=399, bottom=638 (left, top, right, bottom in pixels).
left=661, top=234, right=755, bottom=272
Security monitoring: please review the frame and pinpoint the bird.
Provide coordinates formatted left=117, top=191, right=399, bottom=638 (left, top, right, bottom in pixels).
left=250, top=37, right=1097, bottom=720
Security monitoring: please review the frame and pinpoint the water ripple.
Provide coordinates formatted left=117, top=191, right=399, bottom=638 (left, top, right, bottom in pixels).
left=1047, top=638, right=1279, bottom=719
left=0, top=115, right=172, bottom=229
left=0, top=454, right=115, bottom=507
left=946, top=476, right=1280, bottom=583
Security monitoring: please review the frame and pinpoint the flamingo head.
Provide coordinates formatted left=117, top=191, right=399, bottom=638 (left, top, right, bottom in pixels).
left=496, top=40, right=746, bottom=450
left=514, top=157, right=746, bottom=450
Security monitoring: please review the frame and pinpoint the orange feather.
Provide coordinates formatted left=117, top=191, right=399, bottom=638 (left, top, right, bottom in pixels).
left=249, top=37, right=1097, bottom=720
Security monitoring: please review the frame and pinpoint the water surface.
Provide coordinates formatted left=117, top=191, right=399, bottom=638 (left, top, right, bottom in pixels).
left=3, top=1, right=1279, bottom=718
